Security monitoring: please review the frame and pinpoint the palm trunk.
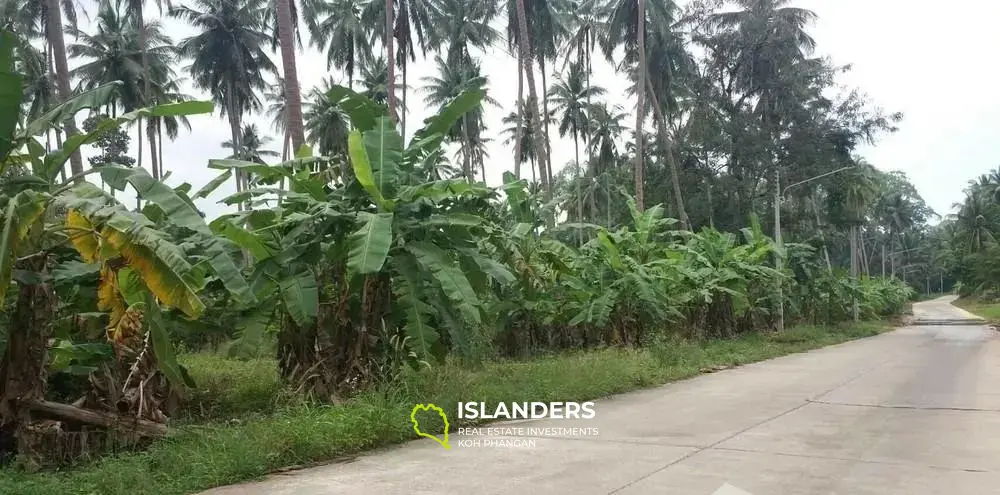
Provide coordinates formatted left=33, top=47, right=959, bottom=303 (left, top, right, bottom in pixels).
left=859, top=229, right=870, bottom=276
left=402, top=58, right=408, bottom=141
left=384, top=0, right=397, bottom=123
left=585, top=48, right=593, bottom=175
left=540, top=57, right=552, bottom=185
left=881, top=243, right=886, bottom=277
left=137, top=122, right=143, bottom=169
left=810, top=191, right=832, bottom=271
left=137, top=123, right=144, bottom=209
left=136, top=5, right=160, bottom=180
left=513, top=54, right=524, bottom=180
left=157, top=119, right=164, bottom=177
left=515, top=0, right=549, bottom=200
left=46, top=0, right=83, bottom=179
left=275, top=0, right=306, bottom=151
left=574, top=133, right=582, bottom=244
left=645, top=73, right=687, bottom=229
left=851, top=225, right=859, bottom=320
left=461, top=116, right=472, bottom=181
left=278, top=130, right=289, bottom=206
left=147, top=120, right=160, bottom=180
left=706, top=174, right=714, bottom=228
left=55, top=129, right=66, bottom=182
left=634, top=0, right=647, bottom=211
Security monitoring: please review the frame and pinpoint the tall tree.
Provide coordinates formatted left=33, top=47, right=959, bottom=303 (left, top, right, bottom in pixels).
left=304, top=76, right=350, bottom=158
left=68, top=1, right=176, bottom=179
left=306, top=0, right=371, bottom=90
left=422, top=55, right=496, bottom=181
left=273, top=0, right=305, bottom=153
left=383, top=0, right=396, bottom=121
left=363, top=0, right=437, bottom=138
left=46, top=0, right=84, bottom=179
left=561, top=0, right=607, bottom=188
left=172, top=0, right=276, bottom=199
left=357, top=55, right=400, bottom=107
left=603, top=0, right=681, bottom=210
left=502, top=102, right=540, bottom=184
left=549, top=61, right=606, bottom=232
left=514, top=0, right=550, bottom=200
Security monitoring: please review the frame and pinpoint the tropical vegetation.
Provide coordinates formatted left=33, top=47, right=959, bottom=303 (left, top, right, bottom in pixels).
left=0, top=0, right=940, bottom=490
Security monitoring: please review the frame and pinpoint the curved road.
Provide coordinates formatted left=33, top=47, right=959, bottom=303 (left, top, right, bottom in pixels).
left=205, top=296, right=1000, bottom=494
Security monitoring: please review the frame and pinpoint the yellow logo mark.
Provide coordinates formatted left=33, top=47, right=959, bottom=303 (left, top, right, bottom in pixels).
left=411, top=403, right=450, bottom=450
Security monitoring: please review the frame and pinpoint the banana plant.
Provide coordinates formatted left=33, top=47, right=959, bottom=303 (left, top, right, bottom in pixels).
left=202, top=85, right=513, bottom=395
left=0, top=45, right=245, bottom=433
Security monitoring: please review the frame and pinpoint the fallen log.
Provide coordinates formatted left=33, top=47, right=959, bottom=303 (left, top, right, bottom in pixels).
left=27, top=400, right=167, bottom=437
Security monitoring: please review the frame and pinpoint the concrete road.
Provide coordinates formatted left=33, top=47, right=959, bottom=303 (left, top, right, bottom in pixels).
left=203, top=296, right=1000, bottom=495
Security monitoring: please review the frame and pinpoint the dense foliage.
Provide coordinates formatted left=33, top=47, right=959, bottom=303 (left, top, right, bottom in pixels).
left=0, top=0, right=930, bottom=471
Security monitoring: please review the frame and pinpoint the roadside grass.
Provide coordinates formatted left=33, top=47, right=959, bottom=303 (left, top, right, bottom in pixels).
left=953, top=298, right=1000, bottom=321
left=0, top=321, right=891, bottom=495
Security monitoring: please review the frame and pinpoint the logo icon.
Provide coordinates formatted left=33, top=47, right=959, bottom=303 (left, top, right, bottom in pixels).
left=411, top=403, right=450, bottom=449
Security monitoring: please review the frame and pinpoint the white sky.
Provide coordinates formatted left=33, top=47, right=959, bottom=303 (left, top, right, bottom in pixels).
left=66, top=0, right=1000, bottom=222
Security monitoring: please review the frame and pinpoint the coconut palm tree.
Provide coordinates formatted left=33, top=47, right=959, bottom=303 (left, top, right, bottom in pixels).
left=222, top=124, right=280, bottom=164
left=549, top=61, right=605, bottom=234
left=429, top=0, right=499, bottom=66
left=2, top=0, right=80, bottom=161
left=707, top=0, right=817, bottom=242
left=68, top=1, right=177, bottom=178
left=305, top=0, right=371, bottom=91
left=501, top=102, right=543, bottom=184
left=560, top=0, right=608, bottom=179
left=304, top=76, right=350, bottom=159
left=172, top=0, right=276, bottom=198
left=622, top=19, right=693, bottom=228
left=422, top=55, right=497, bottom=181
left=587, top=102, right=625, bottom=226
left=393, top=0, right=436, bottom=138
left=46, top=0, right=84, bottom=178
left=506, top=0, right=563, bottom=179
left=602, top=0, right=680, bottom=210
left=122, top=0, right=171, bottom=179
left=150, top=78, right=195, bottom=176
left=268, top=0, right=305, bottom=154
left=357, top=55, right=402, bottom=108
left=264, top=79, right=290, bottom=160
left=513, top=0, right=550, bottom=200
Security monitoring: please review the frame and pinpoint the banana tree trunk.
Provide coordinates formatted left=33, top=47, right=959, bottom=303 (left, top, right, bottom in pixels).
left=0, top=256, right=54, bottom=467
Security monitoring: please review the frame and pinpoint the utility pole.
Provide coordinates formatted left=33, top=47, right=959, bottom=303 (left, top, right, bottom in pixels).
left=774, top=166, right=856, bottom=330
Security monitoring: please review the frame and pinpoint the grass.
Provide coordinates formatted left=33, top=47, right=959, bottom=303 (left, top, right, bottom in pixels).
left=0, top=321, right=891, bottom=495
left=952, top=297, right=1000, bottom=321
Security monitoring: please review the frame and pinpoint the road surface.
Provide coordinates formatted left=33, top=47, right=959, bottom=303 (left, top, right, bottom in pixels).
left=203, top=296, right=1000, bottom=495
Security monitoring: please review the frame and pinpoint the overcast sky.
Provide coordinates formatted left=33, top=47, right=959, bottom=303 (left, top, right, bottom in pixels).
left=69, top=0, right=1000, bottom=222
